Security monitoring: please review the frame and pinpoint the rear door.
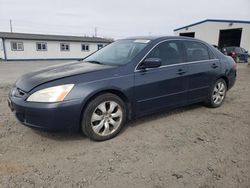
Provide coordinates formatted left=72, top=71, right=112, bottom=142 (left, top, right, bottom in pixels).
left=184, top=41, right=221, bottom=103
left=134, top=40, right=189, bottom=116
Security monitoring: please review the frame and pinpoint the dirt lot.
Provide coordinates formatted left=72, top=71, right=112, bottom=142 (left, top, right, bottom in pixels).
left=0, top=61, right=249, bottom=188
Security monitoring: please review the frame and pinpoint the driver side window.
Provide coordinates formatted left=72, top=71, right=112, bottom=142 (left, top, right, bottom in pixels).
left=147, top=40, right=184, bottom=66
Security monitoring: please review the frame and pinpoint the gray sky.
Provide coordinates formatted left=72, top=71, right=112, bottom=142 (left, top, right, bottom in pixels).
left=0, top=0, right=249, bottom=39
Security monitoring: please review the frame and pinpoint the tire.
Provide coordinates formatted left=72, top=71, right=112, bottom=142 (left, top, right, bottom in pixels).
left=81, top=93, right=126, bottom=141
left=204, top=78, right=227, bottom=108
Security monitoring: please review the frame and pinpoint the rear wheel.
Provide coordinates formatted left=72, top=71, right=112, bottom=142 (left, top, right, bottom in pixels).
left=81, top=93, right=126, bottom=141
left=205, top=78, right=227, bottom=108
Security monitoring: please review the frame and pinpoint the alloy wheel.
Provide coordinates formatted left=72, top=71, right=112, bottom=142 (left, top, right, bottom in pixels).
left=91, top=101, right=123, bottom=136
left=213, top=81, right=226, bottom=105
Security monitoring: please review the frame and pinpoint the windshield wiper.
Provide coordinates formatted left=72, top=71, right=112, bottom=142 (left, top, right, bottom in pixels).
left=87, top=60, right=103, bottom=65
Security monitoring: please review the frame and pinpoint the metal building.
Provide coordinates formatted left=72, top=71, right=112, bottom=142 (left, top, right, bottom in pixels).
left=0, top=32, right=112, bottom=61
left=174, top=19, right=250, bottom=52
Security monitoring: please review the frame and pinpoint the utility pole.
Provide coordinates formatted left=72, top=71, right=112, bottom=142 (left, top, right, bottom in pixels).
left=94, top=27, right=98, bottom=37
left=10, top=19, right=13, bottom=33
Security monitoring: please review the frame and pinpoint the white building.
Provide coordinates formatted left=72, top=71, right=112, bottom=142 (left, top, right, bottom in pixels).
left=0, top=32, right=112, bottom=61
left=174, top=19, right=250, bottom=52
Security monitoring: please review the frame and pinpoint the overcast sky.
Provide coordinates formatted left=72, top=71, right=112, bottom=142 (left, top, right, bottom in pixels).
left=0, top=0, right=249, bottom=39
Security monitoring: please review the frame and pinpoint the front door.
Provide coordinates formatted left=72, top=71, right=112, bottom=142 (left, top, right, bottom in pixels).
left=134, top=40, right=189, bottom=116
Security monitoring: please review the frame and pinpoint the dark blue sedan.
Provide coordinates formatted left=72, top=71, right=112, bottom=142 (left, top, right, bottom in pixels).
left=8, top=36, right=236, bottom=141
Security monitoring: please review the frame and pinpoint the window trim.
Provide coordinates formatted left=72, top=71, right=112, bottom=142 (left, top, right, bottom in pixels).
left=134, top=39, right=219, bottom=72
left=60, top=43, right=70, bottom=51
left=36, top=42, right=47, bottom=51
left=136, top=59, right=220, bottom=72
left=11, top=41, right=24, bottom=51
left=81, top=43, right=90, bottom=51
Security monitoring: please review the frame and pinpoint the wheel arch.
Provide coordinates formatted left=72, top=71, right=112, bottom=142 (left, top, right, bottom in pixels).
left=79, top=88, right=132, bottom=130
left=218, top=75, right=229, bottom=90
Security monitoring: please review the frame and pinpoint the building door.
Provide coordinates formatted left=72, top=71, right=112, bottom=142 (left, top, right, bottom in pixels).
left=218, top=28, right=242, bottom=48
left=180, top=32, right=195, bottom=38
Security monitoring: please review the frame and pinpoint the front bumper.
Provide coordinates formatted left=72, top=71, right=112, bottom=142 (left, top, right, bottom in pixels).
left=8, top=95, right=83, bottom=132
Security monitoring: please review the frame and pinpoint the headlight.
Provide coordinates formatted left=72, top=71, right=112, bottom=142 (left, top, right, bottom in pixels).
left=27, top=84, right=74, bottom=102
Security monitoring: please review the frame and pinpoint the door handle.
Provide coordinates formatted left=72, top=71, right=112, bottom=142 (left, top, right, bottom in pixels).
left=211, top=64, right=218, bottom=69
left=177, top=69, right=186, bottom=75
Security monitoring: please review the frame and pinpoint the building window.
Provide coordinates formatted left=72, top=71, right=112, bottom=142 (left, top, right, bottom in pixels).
left=11, top=42, right=24, bottom=51
left=60, top=43, right=70, bottom=51
left=81, top=44, right=89, bottom=51
left=37, top=42, right=47, bottom=51
left=97, top=44, right=104, bottom=50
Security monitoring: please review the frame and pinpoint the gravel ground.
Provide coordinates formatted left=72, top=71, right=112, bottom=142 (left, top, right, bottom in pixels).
left=0, top=61, right=249, bottom=188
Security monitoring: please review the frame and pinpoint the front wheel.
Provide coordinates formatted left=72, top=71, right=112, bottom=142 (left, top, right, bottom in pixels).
left=81, top=93, right=126, bottom=141
left=205, top=79, right=227, bottom=108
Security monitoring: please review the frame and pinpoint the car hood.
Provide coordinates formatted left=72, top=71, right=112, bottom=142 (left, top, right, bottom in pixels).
left=15, top=61, right=114, bottom=92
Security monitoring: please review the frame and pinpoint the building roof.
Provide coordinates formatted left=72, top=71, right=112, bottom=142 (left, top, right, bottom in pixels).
left=0, top=32, right=112, bottom=43
left=174, top=19, right=250, bottom=31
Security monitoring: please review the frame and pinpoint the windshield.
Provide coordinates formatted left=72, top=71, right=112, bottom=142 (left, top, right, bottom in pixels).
left=84, top=39, right=150, bottom=65
left=223, top=47, right=236, bottom=52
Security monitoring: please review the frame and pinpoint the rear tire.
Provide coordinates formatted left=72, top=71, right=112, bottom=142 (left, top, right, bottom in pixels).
left=81, top=93, right=126, bottom=141
left=204, top=78, right=227, bottom=108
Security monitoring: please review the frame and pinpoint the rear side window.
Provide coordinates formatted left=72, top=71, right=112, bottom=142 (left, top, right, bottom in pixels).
left=208, top=47, right=216, bottom=59
left=147, top=40, right=184, bottom=65
left=184, top=41, right=210, bottom=62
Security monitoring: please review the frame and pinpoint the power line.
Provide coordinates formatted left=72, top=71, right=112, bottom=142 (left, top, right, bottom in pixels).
left=0, top=18, right=133, bottom=33
left=9, top=19, right=13, bottom=32
left=0, top=18, right=157, bottom=39
left=94, top=27, right=98, bottom=37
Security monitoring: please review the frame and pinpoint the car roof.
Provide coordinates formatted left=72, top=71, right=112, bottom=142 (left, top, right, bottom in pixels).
left=122, top=36, right=213, bottom=48
left=124, top=36, right=197, bottom=41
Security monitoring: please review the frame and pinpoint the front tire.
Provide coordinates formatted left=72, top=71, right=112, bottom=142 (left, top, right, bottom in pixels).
left=205, top=78, right=227, bottom=108
left=81, top=93, right=126, bottom=141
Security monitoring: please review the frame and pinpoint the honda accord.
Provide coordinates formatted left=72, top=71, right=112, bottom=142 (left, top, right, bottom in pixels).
left=8, top=36, right=236, bottom=141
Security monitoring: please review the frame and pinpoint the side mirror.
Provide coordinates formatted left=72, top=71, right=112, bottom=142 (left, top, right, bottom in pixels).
left=139, top=58, right=162, bottom=70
